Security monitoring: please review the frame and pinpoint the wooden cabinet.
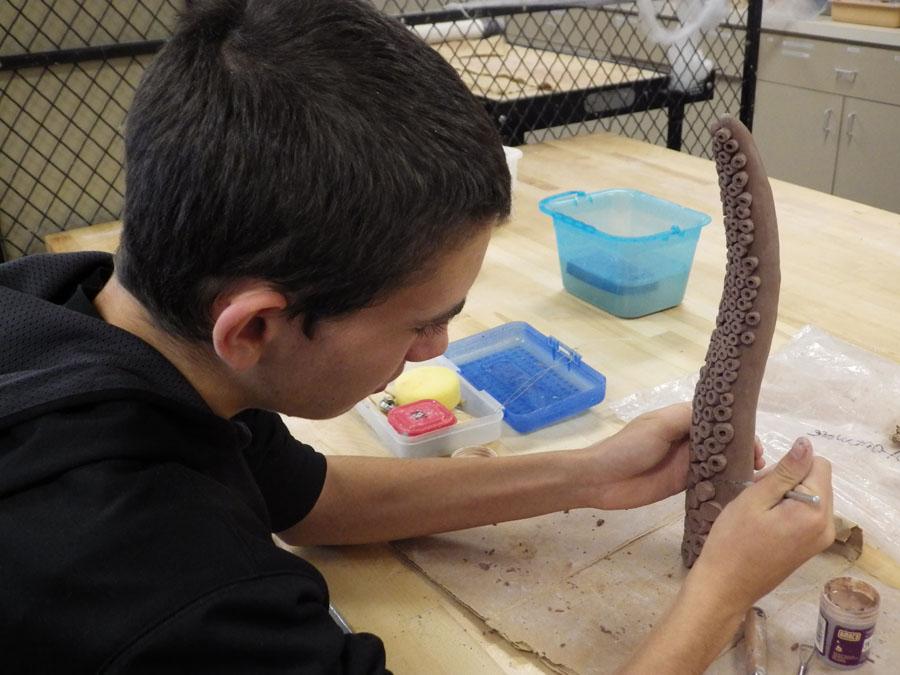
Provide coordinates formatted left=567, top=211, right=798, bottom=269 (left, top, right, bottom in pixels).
left=754, top=31, right=900, bottom=213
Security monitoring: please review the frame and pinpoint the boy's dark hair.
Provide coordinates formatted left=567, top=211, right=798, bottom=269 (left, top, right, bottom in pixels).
left=118, top=0, right=510, bottom=340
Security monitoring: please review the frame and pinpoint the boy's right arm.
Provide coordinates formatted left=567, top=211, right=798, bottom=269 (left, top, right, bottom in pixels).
left=619, top=437, right=834, bottom=674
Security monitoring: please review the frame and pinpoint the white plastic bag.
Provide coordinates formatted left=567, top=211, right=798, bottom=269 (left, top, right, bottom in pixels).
left=609, top=325, right=900, bottom=563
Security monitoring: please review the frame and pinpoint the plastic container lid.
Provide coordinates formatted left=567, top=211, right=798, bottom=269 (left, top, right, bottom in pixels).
left=445, top=321, right=605, bottom=433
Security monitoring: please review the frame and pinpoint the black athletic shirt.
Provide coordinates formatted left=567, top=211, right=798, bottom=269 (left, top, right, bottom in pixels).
left=0, top=252, right=389, bottom=673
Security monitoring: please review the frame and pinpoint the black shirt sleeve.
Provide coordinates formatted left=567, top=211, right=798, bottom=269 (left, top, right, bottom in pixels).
left=236, top=409, right=328, bottom=532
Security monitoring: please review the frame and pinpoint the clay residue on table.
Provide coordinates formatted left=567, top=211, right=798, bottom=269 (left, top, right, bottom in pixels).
left=396, top=507, right=900, bottom=674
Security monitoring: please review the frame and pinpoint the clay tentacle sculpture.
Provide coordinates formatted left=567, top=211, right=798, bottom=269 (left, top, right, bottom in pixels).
left=682, top=118, right=781, bottom=568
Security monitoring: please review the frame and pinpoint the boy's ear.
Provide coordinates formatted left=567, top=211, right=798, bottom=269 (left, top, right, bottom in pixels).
left=210, top=288, right=289, bottom=372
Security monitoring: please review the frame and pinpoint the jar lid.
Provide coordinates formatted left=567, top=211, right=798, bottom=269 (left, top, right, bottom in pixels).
left=822, top=577, right=881, bottom=618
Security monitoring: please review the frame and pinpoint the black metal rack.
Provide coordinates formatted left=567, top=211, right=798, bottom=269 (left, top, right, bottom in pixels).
left=400, top=6, right=715, bottom=148
left=1, top=1, right=762, bottom=261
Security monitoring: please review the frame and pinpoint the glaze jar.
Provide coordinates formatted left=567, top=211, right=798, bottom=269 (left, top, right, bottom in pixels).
left=816, top=577, right=880, bottom=669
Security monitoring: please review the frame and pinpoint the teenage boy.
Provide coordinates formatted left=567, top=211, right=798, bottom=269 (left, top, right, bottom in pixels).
left=0, top=1, right=833, bottom=672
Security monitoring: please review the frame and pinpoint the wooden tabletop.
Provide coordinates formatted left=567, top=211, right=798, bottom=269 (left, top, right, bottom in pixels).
left=283, top=133, right=900, bottom=673
left=44, top=132, right=900, bottom=672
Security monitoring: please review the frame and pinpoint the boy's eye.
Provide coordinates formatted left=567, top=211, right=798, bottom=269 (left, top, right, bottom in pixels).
left=414, top=322, right=448, bottom=338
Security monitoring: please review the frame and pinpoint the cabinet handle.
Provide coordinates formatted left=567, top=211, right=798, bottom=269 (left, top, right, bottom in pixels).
left=834, top=68, right=857, bottom=83
left=823, top=108, right=834, bottom=137
left=846, top=112, right=857, bottom=143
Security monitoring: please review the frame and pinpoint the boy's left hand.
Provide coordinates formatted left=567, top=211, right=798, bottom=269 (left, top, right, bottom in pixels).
left=588, top=403, right=765, bottom=510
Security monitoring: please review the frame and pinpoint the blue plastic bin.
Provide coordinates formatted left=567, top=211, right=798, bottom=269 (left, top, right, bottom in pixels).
left=445, top=322, right=606, bottom=433
left=539, top=189, right=711, bottom=318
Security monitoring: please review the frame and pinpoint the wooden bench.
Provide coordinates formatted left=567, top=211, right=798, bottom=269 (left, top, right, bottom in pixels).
left=44, top=221, right=122, bottom=254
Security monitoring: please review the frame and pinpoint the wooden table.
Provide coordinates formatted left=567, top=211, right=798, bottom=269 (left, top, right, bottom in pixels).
left=283, top=133, right=900, bottom=673
left=45, top=133, right=900, bottom=672
left=45, top=220, right=122, bottom=254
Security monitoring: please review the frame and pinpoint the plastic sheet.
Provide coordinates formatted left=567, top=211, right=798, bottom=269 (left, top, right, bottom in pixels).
left=609, top=325, right=900, bottom=563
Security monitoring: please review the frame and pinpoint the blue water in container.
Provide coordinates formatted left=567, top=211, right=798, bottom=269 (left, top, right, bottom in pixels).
left=540, top=189, right=711, bottom=318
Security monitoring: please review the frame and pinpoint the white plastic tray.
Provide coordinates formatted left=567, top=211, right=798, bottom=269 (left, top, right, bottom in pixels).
left=355, top=356, right=504, bottom=458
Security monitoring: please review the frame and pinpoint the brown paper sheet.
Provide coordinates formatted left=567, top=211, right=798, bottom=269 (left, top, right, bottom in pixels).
left=829, top=514, right=865, bottom=562
left=395, top=495, right=683, bottom=623
left=395, top=505, right=900, bottom=673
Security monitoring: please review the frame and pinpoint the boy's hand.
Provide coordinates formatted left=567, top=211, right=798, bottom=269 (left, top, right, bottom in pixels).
left=686, top=437, right=835, bottom=614
left=590, top=403, right=764, bottom=510
left=617, top=439, right=833, bottom=674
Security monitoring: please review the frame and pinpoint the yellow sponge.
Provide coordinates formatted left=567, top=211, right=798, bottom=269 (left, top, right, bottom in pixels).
left=393, top=366, right=461, bottom=410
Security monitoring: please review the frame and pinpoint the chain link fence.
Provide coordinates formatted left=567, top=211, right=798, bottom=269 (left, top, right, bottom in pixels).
left=1, top=0, right=761, bottom=260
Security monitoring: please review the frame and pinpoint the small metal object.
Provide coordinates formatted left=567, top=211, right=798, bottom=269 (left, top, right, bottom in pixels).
left=786, top=490, right=820, bottom=505
left=797, top=643, right=815, bottom=674
left=834, top=67, right=857, bottom=83
left=377, top=396, right=396, bottom=413
left=724, top=480, right=821, bottom=505
left=329, top=604, right=352, bottom=634
left=846, top=112, right=857, bottom=142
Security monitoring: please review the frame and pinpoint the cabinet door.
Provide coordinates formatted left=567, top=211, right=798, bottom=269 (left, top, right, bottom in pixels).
left=833, top=98, right=900, bottom=214
left=753, top=80, right=843, bottom=194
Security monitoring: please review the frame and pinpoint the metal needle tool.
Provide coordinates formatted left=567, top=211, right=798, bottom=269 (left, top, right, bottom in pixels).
left=797, top=643, right=815, bottom=674
left=724, top=480, right=821, bottom=505
left=329, top=604, right=352, bottom=634
left=740, top=480, right=821, bottom=505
